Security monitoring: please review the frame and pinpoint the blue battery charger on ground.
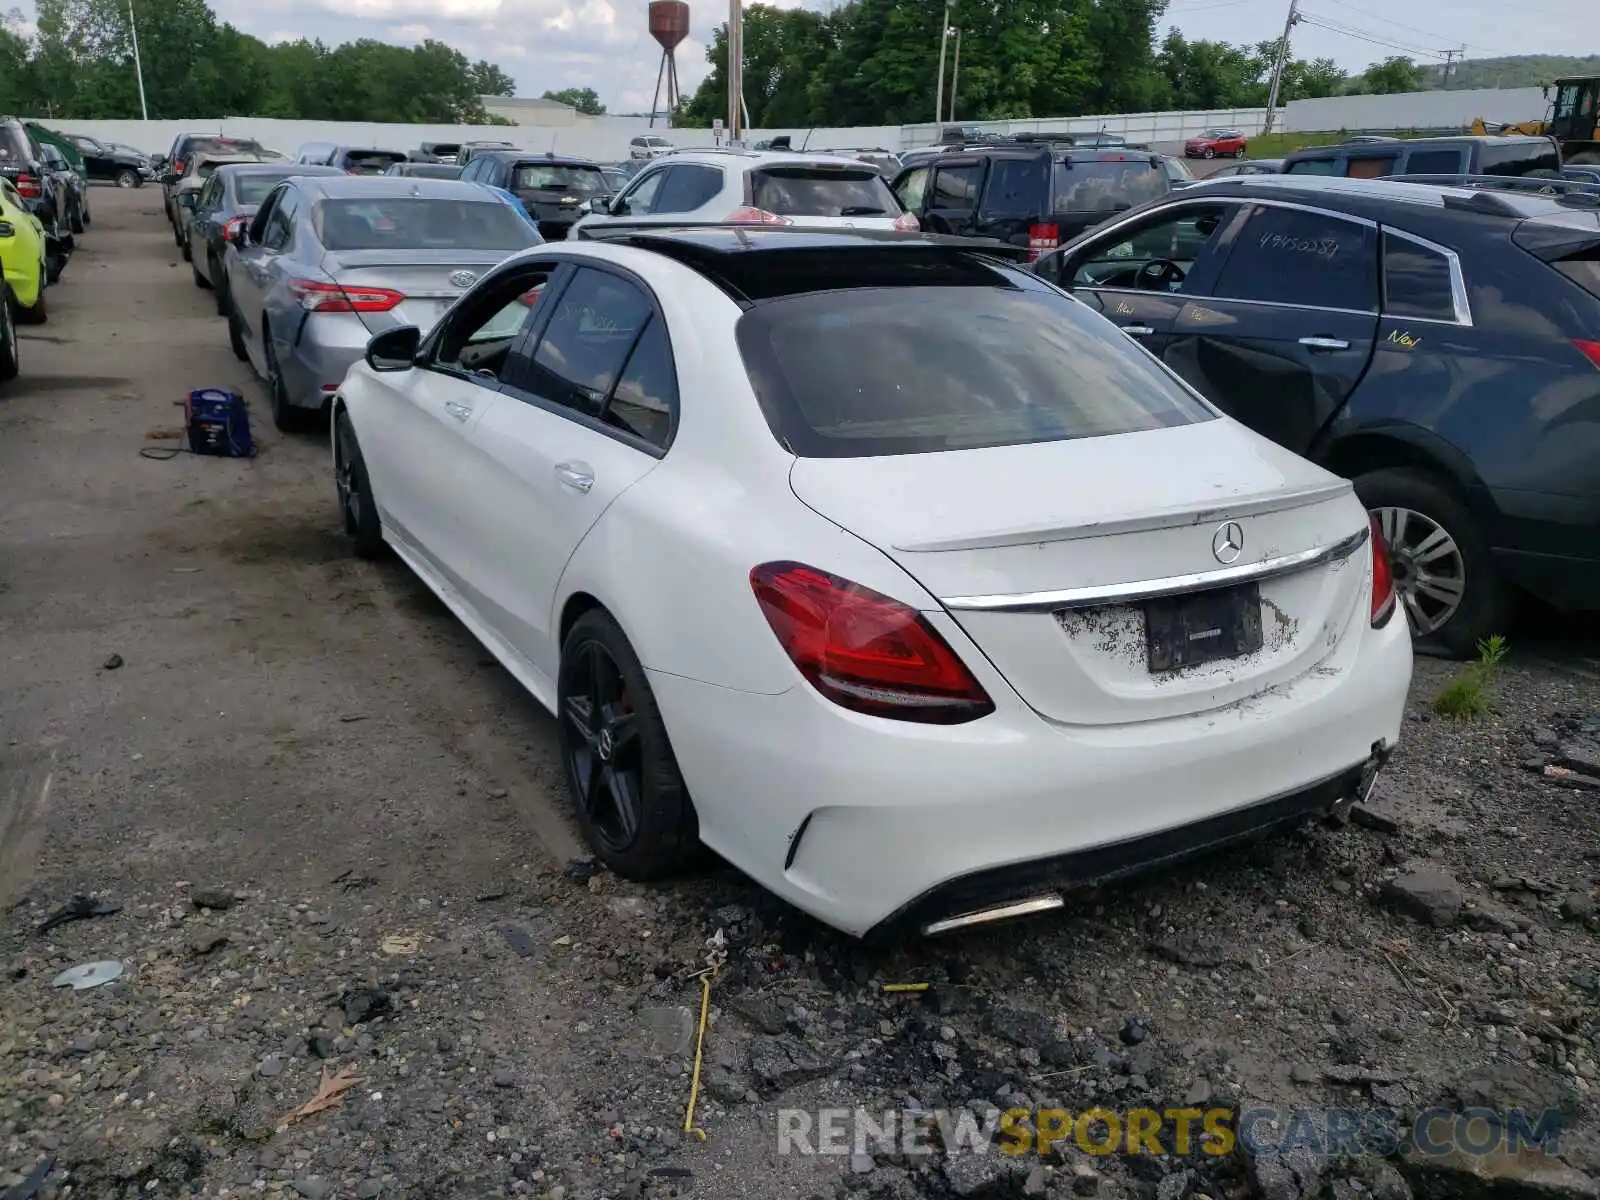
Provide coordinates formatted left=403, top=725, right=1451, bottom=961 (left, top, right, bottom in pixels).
left=183, top=388, right=254, bottom=458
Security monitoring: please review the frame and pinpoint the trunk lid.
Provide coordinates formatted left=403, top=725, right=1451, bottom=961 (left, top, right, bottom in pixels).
left=321, top=249, right=514, bottom=334
left=788, top=420, right=1372, bottom=727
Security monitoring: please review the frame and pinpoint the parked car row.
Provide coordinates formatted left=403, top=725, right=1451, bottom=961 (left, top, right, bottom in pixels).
left=0, top=117, right=89, bottom=391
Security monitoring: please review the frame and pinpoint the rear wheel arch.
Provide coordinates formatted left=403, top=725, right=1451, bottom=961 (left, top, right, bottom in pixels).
left=1315, top=430, right=1493, bottom=518
left=558, top=591, right=606, bottom=652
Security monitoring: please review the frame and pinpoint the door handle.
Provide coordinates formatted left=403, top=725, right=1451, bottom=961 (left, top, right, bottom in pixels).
left=1299, top=336, right=1350, bottom=351
left=444, top=401, right=472, bottom=422
left=1121, top=325, right=1155, bottom=337
left=554, top=462, right=594, bottom=493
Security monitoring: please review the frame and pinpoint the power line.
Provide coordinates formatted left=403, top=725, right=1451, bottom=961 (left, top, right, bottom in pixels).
left=1298, top=13, right=1447, bottom=60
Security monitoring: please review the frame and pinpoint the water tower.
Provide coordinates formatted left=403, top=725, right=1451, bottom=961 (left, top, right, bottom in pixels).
left=648, top=0, right=690, bottom=128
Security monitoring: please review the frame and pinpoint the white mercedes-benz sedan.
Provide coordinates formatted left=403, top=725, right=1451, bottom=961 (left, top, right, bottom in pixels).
left=331, top=227, right=1413, bottom=938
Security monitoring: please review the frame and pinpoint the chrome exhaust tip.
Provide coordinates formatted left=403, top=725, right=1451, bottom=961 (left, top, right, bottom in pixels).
left=921, top=894, right=1064, bottom=937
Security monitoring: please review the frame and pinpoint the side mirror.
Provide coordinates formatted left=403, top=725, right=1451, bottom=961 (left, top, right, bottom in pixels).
left=585, top=195, right=611, bottom=215
left=366, top=326, right=421, bottom=372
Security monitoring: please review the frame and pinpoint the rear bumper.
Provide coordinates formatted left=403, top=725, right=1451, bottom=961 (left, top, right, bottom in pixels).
left=649, top=606, right=1412, bottom=937
left=284, top=317, right=368, bottom=411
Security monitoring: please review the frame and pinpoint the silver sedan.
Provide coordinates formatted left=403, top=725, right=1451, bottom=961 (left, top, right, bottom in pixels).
left=224, top=175, right=543, bottom=431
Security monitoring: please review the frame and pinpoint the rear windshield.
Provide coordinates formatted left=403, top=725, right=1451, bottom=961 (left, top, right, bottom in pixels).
left=188, top=137, right=265, bottom=160
left=237, top=172, right=295, bottom=205
left=514, top=163, right=608, bottom=194
left=1051, top=160, right=1167, bottom=214
left=427, top=143, right=461, bottom=156
left=394, top=163, right=462, bottom=179
left=1553, top=251, right=1600, bottom=300
left=750, top=167, right=901, bottom=217
left=1478, top=140, right=1562, bottom=177
left=735, top=285, right=1214, bottom=457
left=340, top=151, right=407, bottom=174
left=312, top=198, right=539, bottom=251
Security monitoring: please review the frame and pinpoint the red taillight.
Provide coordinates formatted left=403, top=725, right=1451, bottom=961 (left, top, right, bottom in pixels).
left=749, top=562, right=994, bottom=724
left=288, top=279, right=404, bottom=313
left=1574, top=339, right=1600, bottom=370
left=1027, top=222, right=1060, bottom=263
left=221, top=216, right=247, bottom=243
left=893, top=212, right=921, bottom=232
left=1369, top=514, right=1397, bottom=628
left=726, top=206, right=793, bottom=226
left=518, top=286, right=545, bottom=306
left=16, top=173, right=40, bottom=199
left=173, top=159, right=186, bottom=175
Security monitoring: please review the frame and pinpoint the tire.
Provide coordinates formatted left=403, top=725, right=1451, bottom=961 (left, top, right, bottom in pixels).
left=212, top=259, right=229, bottom=315
left=1235, top=147, right=1247, bottom=158
left=82, top=195, right=91, bottom=226
left=192, top=256, right=211, bottom=289
left=334, top=410, right=385, bottom=559
left=180, top=230, right=192, bottom=262
left=173, top=218, right=185, bottom=250
left=557, top=608, right=700, bottom=879
left=0, top=284, right=18, bottom=383
left=115, top=168, right=140, bottom=189
left=1354, top=466, right=1508, bottom=659
left=228, top=306, right=249, bottom=362
left=68, top=198, right=84, bottom=235
left=264, top=327, right=312, bottom=432
left=15, top=282, right=46, bottom=325
left=1204, top=147, right=1216, bottom=159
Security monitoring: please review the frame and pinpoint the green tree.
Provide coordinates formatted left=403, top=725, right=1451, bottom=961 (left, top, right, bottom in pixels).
left=472, top=61, right=516, bottom=97
left=542, top=86, right=605, bottom=114
left=1357, top=56, right=1426, bottom=95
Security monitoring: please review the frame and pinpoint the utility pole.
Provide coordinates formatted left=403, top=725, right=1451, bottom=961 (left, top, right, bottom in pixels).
left=948, top=28, right=962, bottom=123
left=933, top=0, right=952, bottom=126
left=1437, top=46, right=1465, bottom=88
left=1262, top=0, right=1300, bottom=135
left=726, top=0, right=743, bottom=143
left=128, top=0, right=149, bottom=122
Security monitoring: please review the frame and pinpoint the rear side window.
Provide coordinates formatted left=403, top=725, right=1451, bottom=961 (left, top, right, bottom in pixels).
left=735, top=285, right=1214, bottom=458
left=1213, top=205, right=1378, bottom=312
left=655, top=165, right=723, bottom=213
left=605, top=316, right=676, bottom=449
left=1382, top=233, right=1459, bottom=321
left=931, top=164, right=983, bottom=212
left=980, top=158, right=1048, bottom=218
left=1478, top=141, right=1561, bottom=177
left=750, top=166, right=899, bottom=217
left=1552, top=251, right=1600, bottom=300
left=1403, top=148, right=1467, bottom=175
left=525, top=269, right=655, bottom=419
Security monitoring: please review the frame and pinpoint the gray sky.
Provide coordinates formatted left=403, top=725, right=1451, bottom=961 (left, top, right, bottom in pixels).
left=7, top=0, right=1593, bottom=116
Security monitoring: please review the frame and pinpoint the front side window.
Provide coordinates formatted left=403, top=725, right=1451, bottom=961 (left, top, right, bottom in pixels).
left=312, top=198, right=537, bottom=251
left=1070, top=204, right=1233, bottom=291
left=1382, top=232, right=1458, bottom=322
left=736, top=284, right=1214, bottom=458
left=434, top=268, right=553, bottom=379
left=931, top=164, right=983, bottom=211
left=619, top=169, right=667, bottom=215
left=1213, top=205, right=1378, bottom=312
left=654, top=165, right=724, bottom=213
left=893, top=167, right=930, bottom=212
left=524, top=268, right=655, bottom=419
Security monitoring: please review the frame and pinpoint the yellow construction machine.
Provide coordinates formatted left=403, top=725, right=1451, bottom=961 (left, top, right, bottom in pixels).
left=1470, top=75, right=1600, bottom=164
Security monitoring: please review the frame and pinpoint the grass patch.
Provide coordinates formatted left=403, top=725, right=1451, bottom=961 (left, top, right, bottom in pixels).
left=1433, top=634, right=1510, bottom=719
left=1245, top=130, right=1441, bottom=159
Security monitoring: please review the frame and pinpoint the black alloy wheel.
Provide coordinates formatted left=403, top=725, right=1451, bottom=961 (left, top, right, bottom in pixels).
left=557, top=610, right=699, bottom=879
left=334, top=410, right=384, bottom=558
left=264, top=328, right=311, bottom=432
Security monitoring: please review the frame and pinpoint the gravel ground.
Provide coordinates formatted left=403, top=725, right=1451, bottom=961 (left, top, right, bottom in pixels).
left=2, top=188, right=1599, bottom=1200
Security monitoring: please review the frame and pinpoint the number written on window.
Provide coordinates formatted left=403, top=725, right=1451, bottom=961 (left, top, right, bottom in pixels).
left=1213, top=206, right=1378, bottom=312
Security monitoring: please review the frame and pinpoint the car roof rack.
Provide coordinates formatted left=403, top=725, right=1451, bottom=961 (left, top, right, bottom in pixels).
left=1389, top=172, right=1600, bottom=207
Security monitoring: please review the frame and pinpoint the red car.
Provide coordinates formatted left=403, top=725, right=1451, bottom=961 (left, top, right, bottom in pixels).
left=1185, top=128, right=1249, bottom=159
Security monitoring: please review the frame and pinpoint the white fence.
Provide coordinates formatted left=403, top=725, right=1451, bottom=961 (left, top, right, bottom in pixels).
left=27, top=87, right=1549, bottom=161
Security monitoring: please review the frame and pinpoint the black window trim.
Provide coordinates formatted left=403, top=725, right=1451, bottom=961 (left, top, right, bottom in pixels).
left=1381, top=226, right=1474, bottom=327
left=499, top=260, right=680, bottom=458
left=1072, top=195, right=1385, bottom=318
